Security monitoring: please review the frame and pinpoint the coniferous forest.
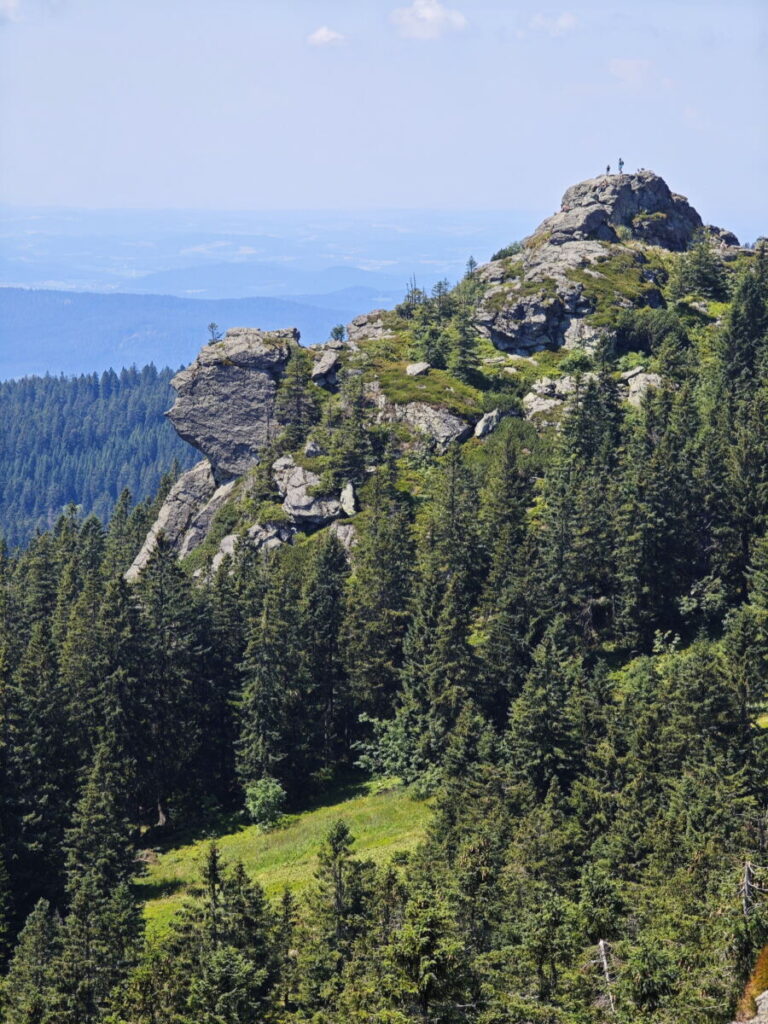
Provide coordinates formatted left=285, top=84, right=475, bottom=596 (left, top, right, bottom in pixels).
left=1, top=236, right=768, bottom=1024
left=0, top=367, right=197, bottom=546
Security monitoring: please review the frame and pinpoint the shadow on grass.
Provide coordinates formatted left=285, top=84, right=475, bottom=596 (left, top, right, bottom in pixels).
left=142, top=771, right=374, bottom=858
left=134, top=877, right=186, bottom=901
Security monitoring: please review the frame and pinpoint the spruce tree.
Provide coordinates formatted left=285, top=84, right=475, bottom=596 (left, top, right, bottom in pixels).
left=343, top=455, right=413, bottom=718
left=299, top=534, right=350, bottom=776
left=134, top=538, right=205, bottom=825
left=2, top=899, right=60, bottom=1024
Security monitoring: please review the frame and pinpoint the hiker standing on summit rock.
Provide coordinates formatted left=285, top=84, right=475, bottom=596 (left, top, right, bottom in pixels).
left=618, top=157, right=624, bottom=173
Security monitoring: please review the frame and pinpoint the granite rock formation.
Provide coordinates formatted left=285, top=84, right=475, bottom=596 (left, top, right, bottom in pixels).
left=474, top=170, right=736, bottom=355
left=167, top=327, right=296, bottom=483
left=125, top=460, right=217, bottom=581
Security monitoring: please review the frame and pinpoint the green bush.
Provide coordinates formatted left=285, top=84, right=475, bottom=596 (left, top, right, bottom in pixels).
left=560, top=350, right=594, bottom=374
left=244, top=777, right=286, bottom=829
left=491, top=241, right=523, bottom=261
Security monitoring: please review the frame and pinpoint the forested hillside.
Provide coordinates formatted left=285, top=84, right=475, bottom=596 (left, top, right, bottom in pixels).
left=0, top=366, right=197, bottom=546
left=0, top=289, right=371, bottom=377
left=1, top=174, right=768, bottom=1023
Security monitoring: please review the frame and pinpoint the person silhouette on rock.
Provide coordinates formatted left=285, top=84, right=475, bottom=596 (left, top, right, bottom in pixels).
left=618, top=157, right=624, bottom=174
left=606, top=164, right=611, bottom=174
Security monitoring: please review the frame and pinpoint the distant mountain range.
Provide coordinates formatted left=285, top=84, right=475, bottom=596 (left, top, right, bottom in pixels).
left=0, top=206, right=533, bottom=378
left=0, top=287, right=401, bottom=378
left=114, top=263, right=411, bottom=301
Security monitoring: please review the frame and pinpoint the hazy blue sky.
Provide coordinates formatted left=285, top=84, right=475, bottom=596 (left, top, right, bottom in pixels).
left=1, top=0, right=766, bottom=236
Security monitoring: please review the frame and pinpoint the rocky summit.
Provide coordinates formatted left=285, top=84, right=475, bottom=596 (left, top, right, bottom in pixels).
left=533, top=170, right=706, bottom=250
left=127, top=169, right=752, bottom=582
left=476, top=169, right=739, bottom=354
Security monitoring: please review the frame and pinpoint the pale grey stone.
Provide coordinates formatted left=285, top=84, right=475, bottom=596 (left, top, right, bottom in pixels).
left=523, top=393, right=562, bottom=419
left=406, top=361, right=431, bottom=377
left=399, top=403, right=472, bottom=450
left=472, top=171, right=716, bottom=355
left=531, top=170, right=703, bottom=251
left=311, top=349, right=340, bottom=387
left=474, top=409, right=503, bottom=438
left=346, top=310, right=391, bottom=346
left=366, top=381, right=472, bottom=452
left=246, top=521, right=295, bottom=552
left=340, top=482, right=356, bottom=516
left=178, top=480, right=237, bottom=559
left=733, top=989, right=768, bottom=1024
left=304, top=438, right=325, bottom=457
left=330, top=521, right=358, bottom=552
left=168, top=327, right=296, bottom=483
left=210, top=533, right=240, bottom=575
left=126, top=460, right=216, bottom=581
left=626, top=371, right=663, bottom=407
left=272, top=455, right=343, bottom=524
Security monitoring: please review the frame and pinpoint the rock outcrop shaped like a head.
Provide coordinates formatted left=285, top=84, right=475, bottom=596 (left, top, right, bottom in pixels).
left=530, top=170, right=705, bottom=251
left=168, top=327, right=297, bottom=483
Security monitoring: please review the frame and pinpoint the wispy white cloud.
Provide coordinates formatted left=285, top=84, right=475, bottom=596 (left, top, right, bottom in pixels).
left=307, top=25, right=345, bottom=47
left=0, top=0, right=21, bottom=24
left=529, top=11, right=577, bottom=37
left=0, top=0, right=64, bottom=25
left=391, top=0, right=467, bottom=40
left=608, top=57, right=652, bottom=88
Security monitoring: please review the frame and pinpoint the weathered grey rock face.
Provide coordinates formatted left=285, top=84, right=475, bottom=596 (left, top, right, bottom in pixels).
left=272, top=455, right=343, bottom=524
left=177, top=480, right=238, bottom=559
left=346, top=310, right=392, bottom=346
left=126, top=460, right=217, bottom=581
left=522, top=375, right=596, bottom=420
left=311, top=349, right=340, bottom=388
left=207, top=521, right=296, bottom=576
left=626, top=371, right=663, bottom=407
left=474, top=408, right=504, bottom=438
left=366, top=382, right=472, bottom=451
left=339, top=481, right=356, bottom=516
left=400, top=403, right=473, bottom=449
left=304, top=438, right=325, bottom=458
left=168, top=327, right=296, bottom=483
left=330, top=520, right=357, bottom=553
left=522, top=369, right=664, bottom=423
left=472, top=172, right=726, bottom=355
left=532, top=171, right=704, bottom=251
left=709, top=224, right=740, bottom=247
left=475, top=236, right=663, bottom=354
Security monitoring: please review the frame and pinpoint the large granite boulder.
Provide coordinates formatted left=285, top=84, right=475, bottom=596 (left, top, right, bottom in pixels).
left=531, top=170, right=704, bottom=251
left=346, top=310, right=392, bottom=347
left=399, top=403, right=473, bottom=449
left=474, top=408, right=504, bottom=438
left=207, top=521, right=296, bottom=576
left=626, top=371, right=663, bottom=407
left=125, top=460, right=217, bottom=581
left=311, top=349, right=341, bottom=388
left=521, top=369, right=664, bottom=424
left=167, top=327, right=296, bottom=483
left=272, top=455, right=343, bottom=525
left=365, top=381, right=472, bottom=451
